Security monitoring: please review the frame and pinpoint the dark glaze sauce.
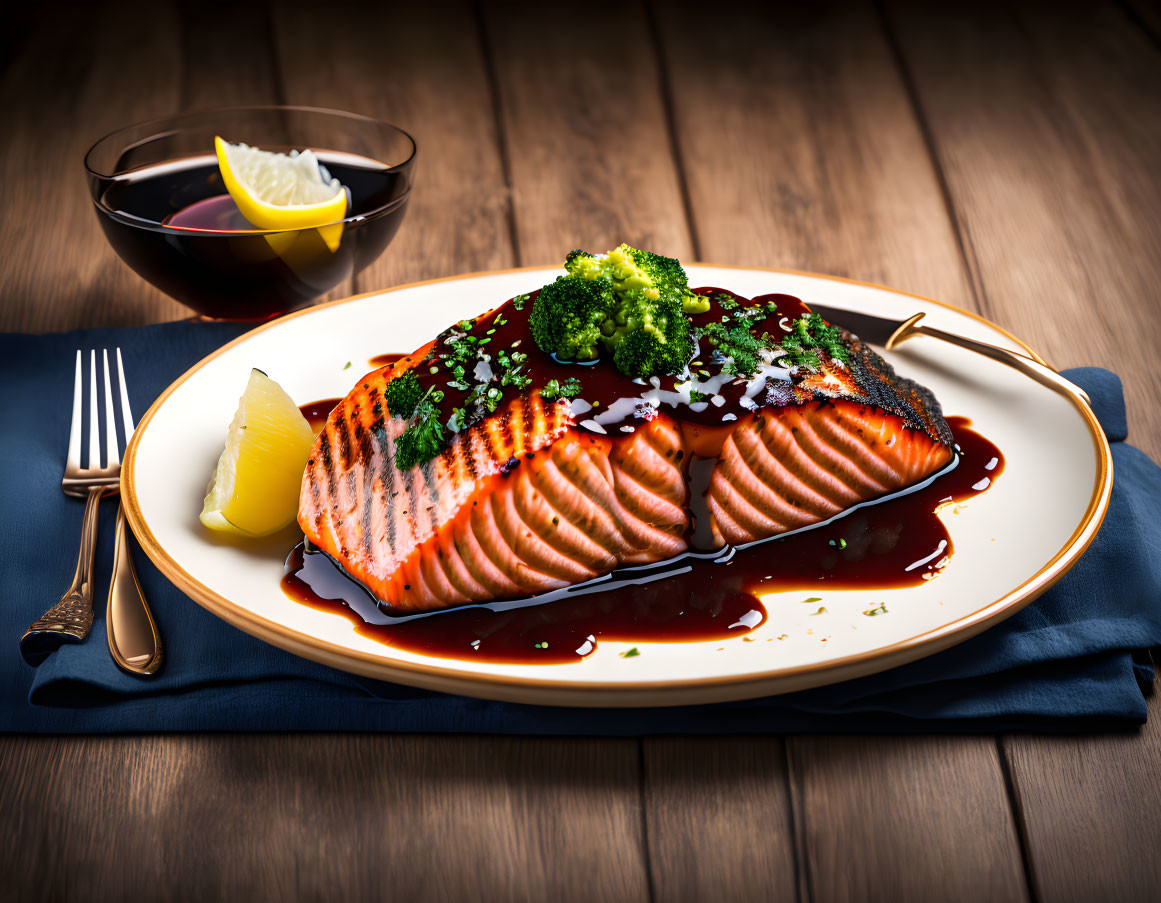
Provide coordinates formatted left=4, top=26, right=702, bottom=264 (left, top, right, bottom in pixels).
left=299, top=398, right=343, bottom=435
left=369, top=287, right=813, bottom=436
left=368, top=352, right=407, bottom=368
left=281, top=416, right=1002, bottom=664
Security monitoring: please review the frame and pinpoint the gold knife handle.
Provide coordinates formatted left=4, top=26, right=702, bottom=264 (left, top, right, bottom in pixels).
left=20, top=485, right=103, bottom=665
left=106, top=505, right=164, bottom=676
left=885, top=314, right=1091, bottom=406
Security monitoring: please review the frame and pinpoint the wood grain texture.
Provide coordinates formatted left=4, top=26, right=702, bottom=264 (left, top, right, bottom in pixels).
left=3, top=1, right=1161, bottom=899
left=885, top=0, right=1161, bottom=459
left=790, top=736, right=1028, bottom=902
left=480, top=0, right=694, bottom=265
left=0, top=1, right=184, bottom=331
left=654, top=0, right=975, bottom=309
left=885, top=4, right=1161, bottom=899
left=642, top=740, right=799, bottom=903
left=0, top=734, right=649, bottom=903
left=270, top=0, right=516, bottom=291
left=652, top=5, right=1027, bottom=901
left=1003, top=683, right=1161, bottom=903
left=171, top=0, right=362, bottom=308
left=177, top=0, right=283, bottom=111
left=1124, top=0, right=1161, bottom=39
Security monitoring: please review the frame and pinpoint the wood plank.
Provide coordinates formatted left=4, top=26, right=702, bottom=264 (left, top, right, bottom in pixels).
left=885, top=0, right=1161, bottom=459
left=270, top=0, right=516, bottom=291
left=480, top=0, right=694, bottom=265
left=791, top=735, right=1027, bottom=902
left=472, top=5, right=695, bottom=896
left=886, top=3, right=1161, bottom=898
left=1124, top=0, right=1161, bottom=40
left=642, top=740, right=799, bottom=903
left=2, top=7, right=648, bottom=902
left=0, top=735, right=649, bottom=902
left=653, top=5, right=1027, bottom=901
left=170, top=1, right=361, bottom=308
left=1002, top=677, right=1161, bottom=902
left=656, top=0, right=974, bottom=307
left=177, top=0, right=283, bottom=110
left=0, top=1, right=184, bottom=331
left=460, top=5, right=711, bottom=897
left=275, top=7, right=650, bottom=899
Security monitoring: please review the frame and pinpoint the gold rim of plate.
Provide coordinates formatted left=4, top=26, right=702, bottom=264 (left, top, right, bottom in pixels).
left=120, top=265, right=1113, bottom=707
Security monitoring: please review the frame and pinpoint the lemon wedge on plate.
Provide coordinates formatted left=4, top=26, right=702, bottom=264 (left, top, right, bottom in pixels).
left=214, top=136, right=348, bottom=251
left=200, top=369, right=315, bottom=537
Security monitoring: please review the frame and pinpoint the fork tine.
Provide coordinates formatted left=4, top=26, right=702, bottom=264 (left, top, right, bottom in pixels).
left=66, top=350, right=83, bottom=471
left=115, top=348, right=136, bottom=442
left=102, top=349, right=119, bottom=468
left=88, top=350, right=99, bottom=470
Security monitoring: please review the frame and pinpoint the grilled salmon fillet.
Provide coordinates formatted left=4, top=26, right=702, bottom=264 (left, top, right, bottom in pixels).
left=299, top=328, right=953, bottom=611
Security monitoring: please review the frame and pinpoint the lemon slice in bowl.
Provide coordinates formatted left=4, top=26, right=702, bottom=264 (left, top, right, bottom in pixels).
left=200, top=369, right=315, bottom=537
left=214, top=136, right=348, bottom=251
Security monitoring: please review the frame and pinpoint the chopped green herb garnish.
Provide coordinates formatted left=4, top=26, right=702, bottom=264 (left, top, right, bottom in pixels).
left=779, top=313, right=852, bottom=371
left=394, top=385, right=446, bottom=471
left=343, top=361, right=352, bottom=370
left=540, top=377, right=583, bottom=402
left=828, top=538, right=847, bottom=550
left=621, top=647, right=640, bottom=658
left=697, top=318, right=768, bottom=377
left=863, top=603, right=889, bottom=617
left=534, top=641, right=549, bottom=649
left=802, top=596, right=823, bottom=604
left=810, top=606, right=828, bottom=616
left=689, top=389, right=710, bottom=403
left=384, top=370, right=425, bottom=418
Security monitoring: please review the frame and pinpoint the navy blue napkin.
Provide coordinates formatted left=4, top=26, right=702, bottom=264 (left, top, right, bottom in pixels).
left=2, top=323, right=1158, bottom=734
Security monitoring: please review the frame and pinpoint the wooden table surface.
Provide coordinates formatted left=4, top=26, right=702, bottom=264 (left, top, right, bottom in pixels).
left=3, top=1, right=1160, bottom=900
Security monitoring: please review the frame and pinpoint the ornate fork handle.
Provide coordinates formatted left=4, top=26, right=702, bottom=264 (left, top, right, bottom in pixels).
left=20, top=485, right=104, bottom=665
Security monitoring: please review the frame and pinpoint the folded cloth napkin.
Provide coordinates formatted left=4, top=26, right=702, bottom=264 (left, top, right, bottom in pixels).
left=2, top=323, right=1158, bottom=734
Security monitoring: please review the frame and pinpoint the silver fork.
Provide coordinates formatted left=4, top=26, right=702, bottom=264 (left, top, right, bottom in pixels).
left=19, top=350, right=163, bottom=675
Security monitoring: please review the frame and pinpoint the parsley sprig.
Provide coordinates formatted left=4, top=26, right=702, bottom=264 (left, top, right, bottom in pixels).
left=384, top=371, right=446, bottom=470
left=540, top=377, right=583, bottom=402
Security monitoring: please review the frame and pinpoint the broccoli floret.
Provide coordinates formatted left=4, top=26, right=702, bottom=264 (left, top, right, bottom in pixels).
left=612, top=326, right=693, bottom=379
left=566, top=244, right=709, bottom=315
left=534, top=244, right=697, bottom=377
left=529, top=275, right=613, bottom=361
left=626, top=248, right=711, bottom=315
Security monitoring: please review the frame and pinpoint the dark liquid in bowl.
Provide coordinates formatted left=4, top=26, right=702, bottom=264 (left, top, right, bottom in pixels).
left=93, top=153, right=410, bottom=320
left=282, top=416, right=1003, bottom=664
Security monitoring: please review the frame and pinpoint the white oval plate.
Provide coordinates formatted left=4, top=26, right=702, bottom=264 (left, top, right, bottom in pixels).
left=123, top=266, right=1111, bottom=707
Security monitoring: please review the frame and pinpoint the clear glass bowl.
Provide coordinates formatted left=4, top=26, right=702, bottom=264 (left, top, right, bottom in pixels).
left=85, top=106, right=416, bottom=321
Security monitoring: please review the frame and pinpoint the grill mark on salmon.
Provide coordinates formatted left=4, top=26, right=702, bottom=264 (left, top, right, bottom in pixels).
left=318, top=424, right=338, bottom=516
left=376, top=424, right=397, bottom=552
left=355, top=419, right=375, bottom=562
left=336, top=409, right=352, bottom=471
